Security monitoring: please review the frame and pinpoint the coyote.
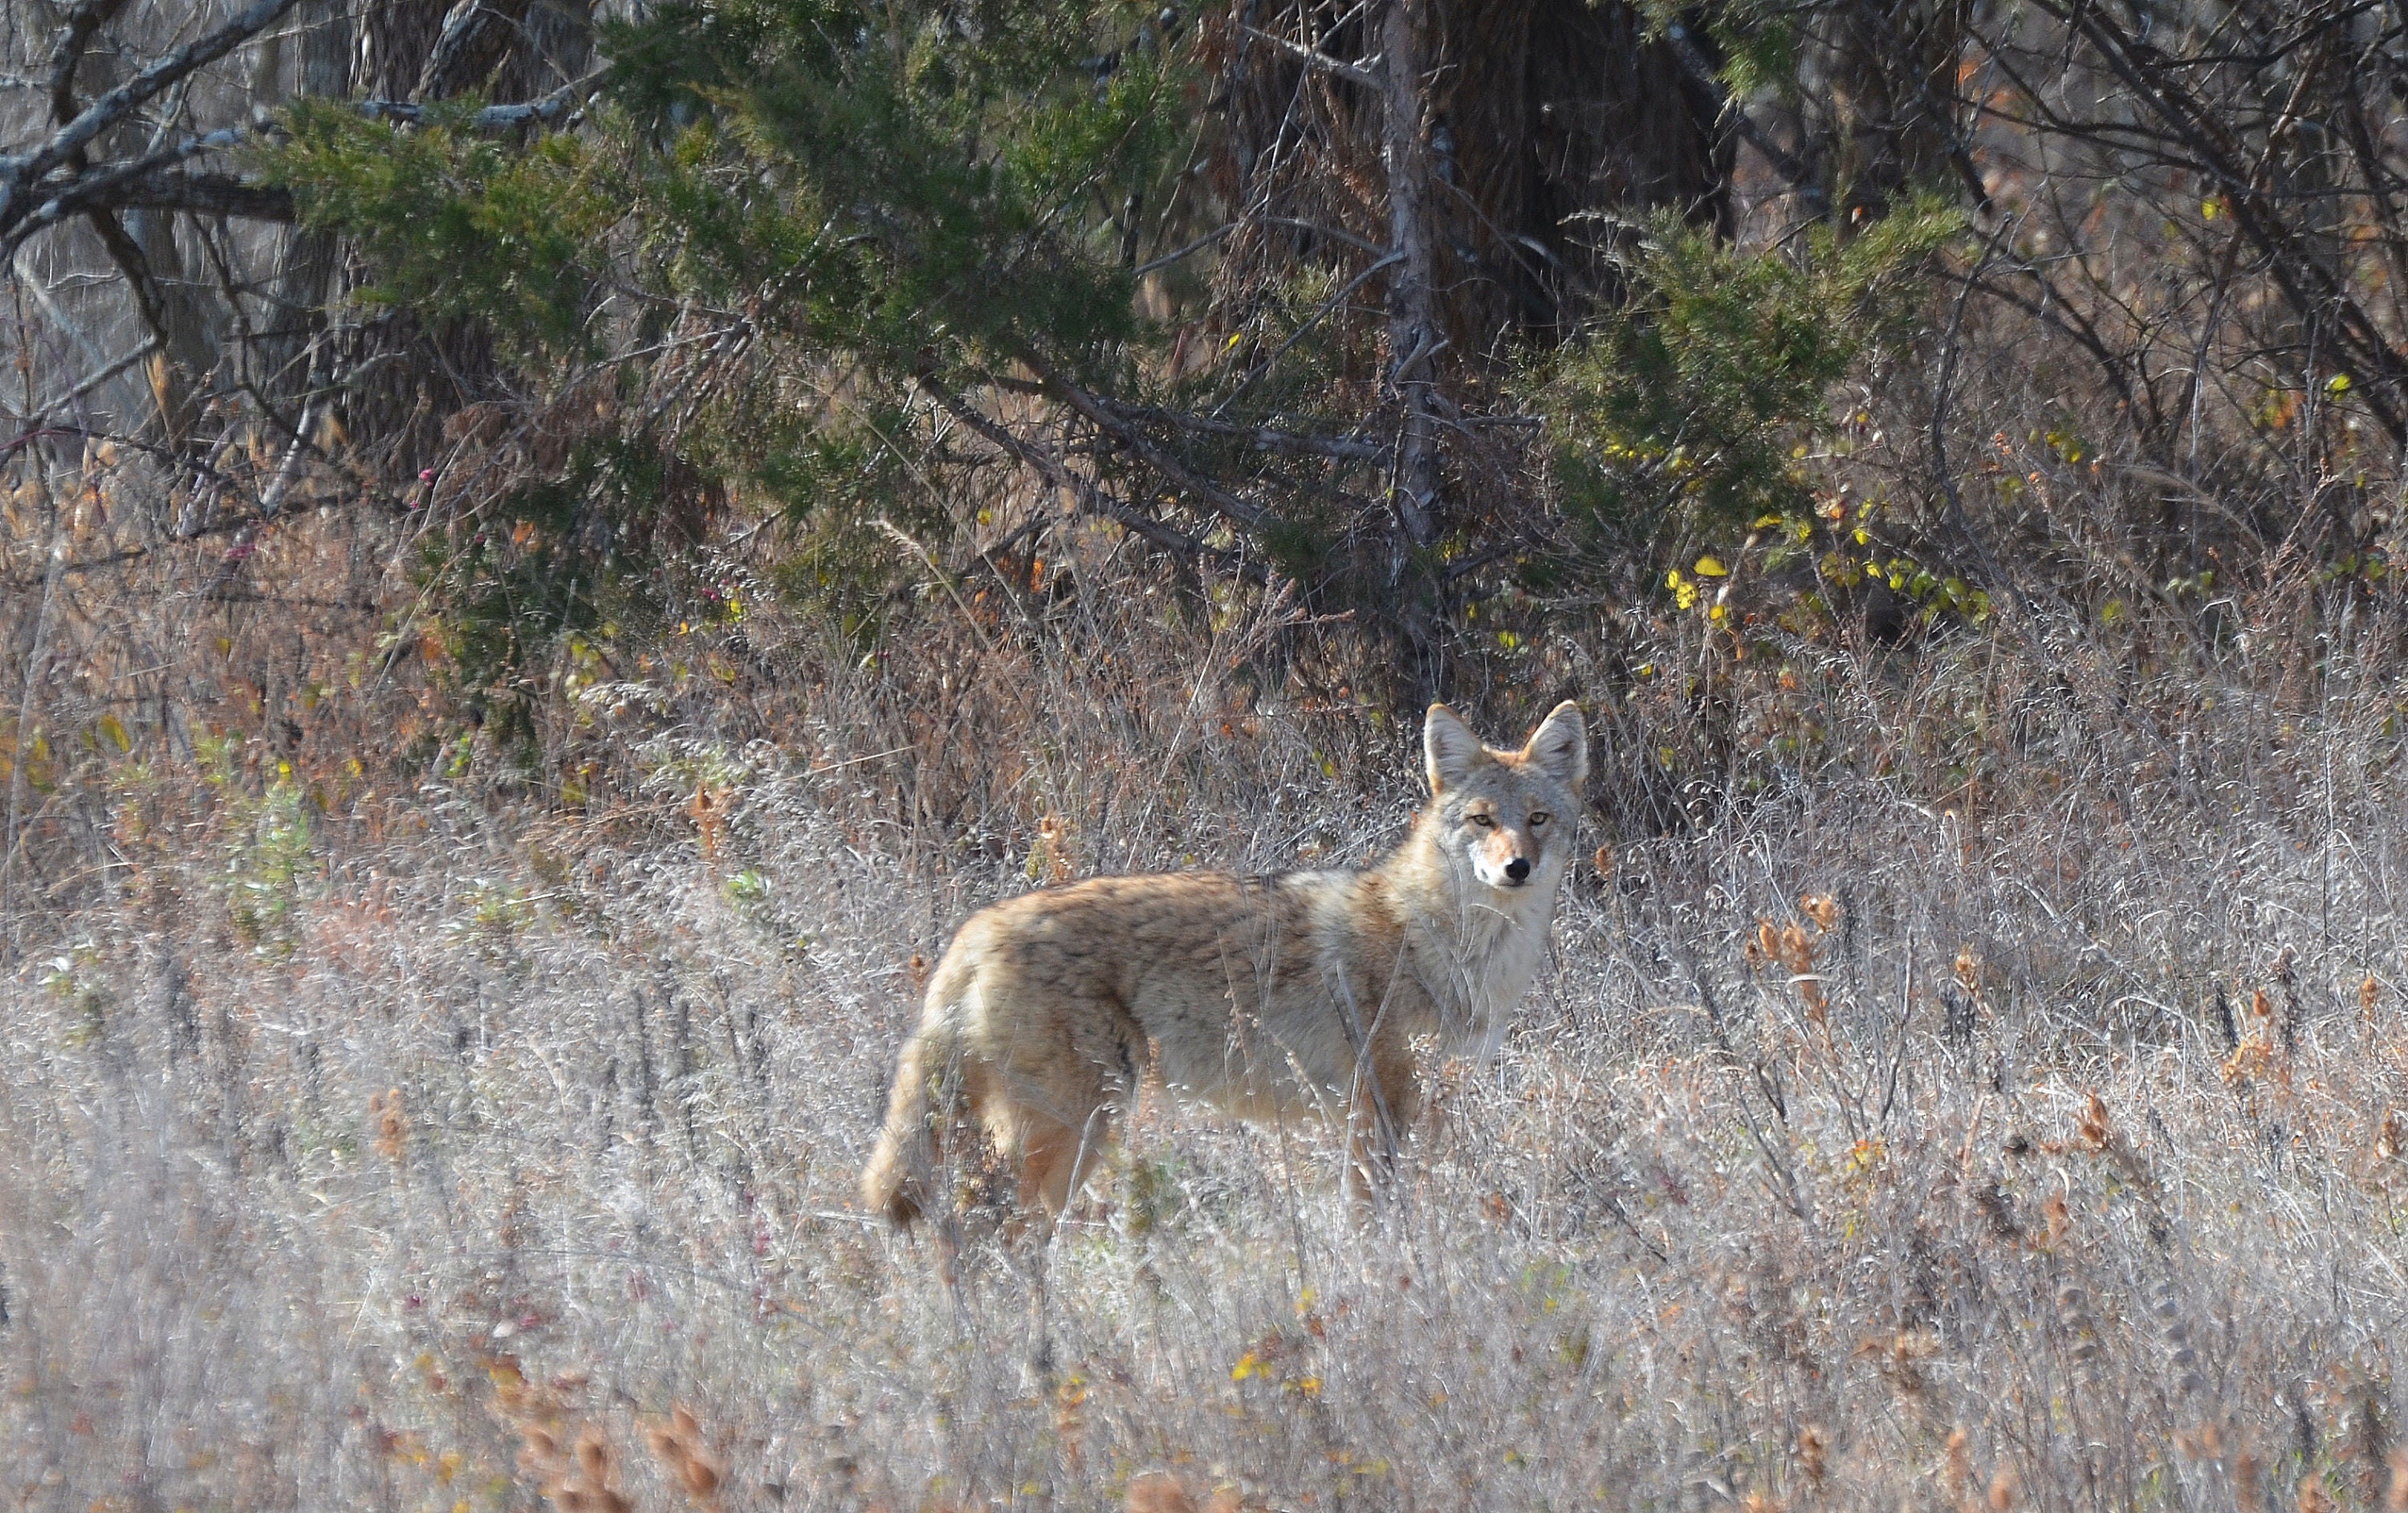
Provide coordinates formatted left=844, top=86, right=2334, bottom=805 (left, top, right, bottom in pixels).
left=860, top=700, right=1588, bottom=1226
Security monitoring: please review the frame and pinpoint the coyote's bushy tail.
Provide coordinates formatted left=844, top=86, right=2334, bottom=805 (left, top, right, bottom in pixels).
left=860, top=1020, right=958, bottom=1227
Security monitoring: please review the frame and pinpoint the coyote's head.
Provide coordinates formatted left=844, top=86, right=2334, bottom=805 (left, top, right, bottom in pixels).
left=1421, top=701, right=1588, bottom=895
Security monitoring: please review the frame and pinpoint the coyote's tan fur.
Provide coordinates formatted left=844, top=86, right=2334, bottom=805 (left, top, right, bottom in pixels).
left=860, top=701, right=1588, bottom=1225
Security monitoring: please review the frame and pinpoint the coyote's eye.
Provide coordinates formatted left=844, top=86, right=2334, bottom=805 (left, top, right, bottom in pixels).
left=1528, top=812, right=1551, bottom=828
left=1469, top=812, right=1495, bottom=828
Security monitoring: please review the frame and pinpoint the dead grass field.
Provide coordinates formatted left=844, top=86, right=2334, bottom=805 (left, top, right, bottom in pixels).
left=6, top=489, right=2408, bottom=1513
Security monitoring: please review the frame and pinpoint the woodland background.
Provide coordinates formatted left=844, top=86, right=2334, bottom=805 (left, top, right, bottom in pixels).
left=6, top=1, right=2408, bottom=1509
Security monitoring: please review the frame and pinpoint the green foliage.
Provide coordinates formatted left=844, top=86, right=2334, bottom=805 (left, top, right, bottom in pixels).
left=264, top=100, right=617, bottom=357
left=266, top=2, right=1190, bottom=706
left=39, top=938, right=111, bottom=1044
left=401, top=437, right=680, bottom=767
left=198, top=737, right=319, bottom=958
left=1630, top=0, right=1798, bottom=100
left=1532, top=196, right=1961, bottom=554
left=603, top=0, right=1187, bottom=384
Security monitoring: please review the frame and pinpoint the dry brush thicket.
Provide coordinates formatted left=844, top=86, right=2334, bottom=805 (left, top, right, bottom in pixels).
left=13, top=0, right=2408, bottom=1504
left=6, top=416, right=2408, bottom=1513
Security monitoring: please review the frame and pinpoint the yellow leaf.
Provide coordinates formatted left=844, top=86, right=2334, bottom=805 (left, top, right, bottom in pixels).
left=97, top=715, right=128, bottom=752
left=1694, top=555, right=1727, bottom=577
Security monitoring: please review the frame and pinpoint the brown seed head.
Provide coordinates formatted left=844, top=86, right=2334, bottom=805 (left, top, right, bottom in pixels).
left=642, top=1405, right=724, bottom=1502
left=2077, top=1092, right=2112, bottom=1153
left=576, top=1427, right=611, bottom=1483
left=372, top=1088, right=407, bottom=1162
left=1797, top=1424, right=1828, bottom=1491
left=1748, top=921, right=1779, bottom=970
left=1987, top=1470, right=2017, bottom=1512
left=1946, top=1427, right=1973, bottom=1502
left=1800, top=894, right=1841, bottom=931
left=1125, top=1472, right=1199, bottom=1513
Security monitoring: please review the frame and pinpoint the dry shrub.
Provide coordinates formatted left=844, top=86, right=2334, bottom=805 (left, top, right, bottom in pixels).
left=9, top=417, right=2408, bottom=1513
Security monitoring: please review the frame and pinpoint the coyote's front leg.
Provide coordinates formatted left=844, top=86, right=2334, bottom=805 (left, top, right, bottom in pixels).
left=1342, top=1045, right=1422, bottom=1221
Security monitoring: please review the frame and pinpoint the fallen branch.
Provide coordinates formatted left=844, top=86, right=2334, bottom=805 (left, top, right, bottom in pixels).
left=1021, top=356, right=1279, bottom=533
left=916, top=372, right=1266, bottom=581
left=1090, top=399, right=1387, bottom=462
left=1239, top=24, right=1382, bottom=89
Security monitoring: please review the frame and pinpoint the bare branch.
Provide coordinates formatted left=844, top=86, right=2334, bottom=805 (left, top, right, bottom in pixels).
left=1089, top=399, right=1387, bottom=462
left=1378, top=0, right=1440, bottom=548
left=45, top=0, right=133, bottom=132
left=916, top=372, right=1261, bottom=576
left=1662, top=20, right=1819, bottom=195
left=1239, top=24, right=1381, bottom=89
left=1, top=70, right=597, bottom=258
left=1, top=0, right=304, bottom=231
left=1022, top=356, right=1279, bottom=534
left=360, top=72, right=600, bottom=129
left=0, top=337, right=159, bottom=433
left=1132, top=222, right=1234, bottom=277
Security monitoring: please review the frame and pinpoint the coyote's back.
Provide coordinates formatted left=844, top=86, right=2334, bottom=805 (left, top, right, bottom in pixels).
left=860, top=700, right=1587, bottom=1226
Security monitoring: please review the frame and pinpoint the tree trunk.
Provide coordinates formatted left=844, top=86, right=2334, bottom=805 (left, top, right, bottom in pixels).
left=260, top=0, right=355, bottom=409
left=327, top=0, right=594, bottom=468
left=1800, top=0, right=1973, bottom=224
left=1381, top=0, right=1442, bottom=553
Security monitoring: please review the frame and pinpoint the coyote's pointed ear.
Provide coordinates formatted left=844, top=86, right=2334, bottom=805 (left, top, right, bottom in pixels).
left=1522, top=700, right=1588, bottom=790
left=1423, top=702, right=1485, bottom=795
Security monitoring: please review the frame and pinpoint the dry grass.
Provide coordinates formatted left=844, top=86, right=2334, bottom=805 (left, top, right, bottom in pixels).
left=6, top=442, right=2408, bottom=1512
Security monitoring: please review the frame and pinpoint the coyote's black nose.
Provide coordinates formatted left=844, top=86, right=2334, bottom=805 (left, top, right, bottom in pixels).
left=1505, top=857, right=1531, bottom=883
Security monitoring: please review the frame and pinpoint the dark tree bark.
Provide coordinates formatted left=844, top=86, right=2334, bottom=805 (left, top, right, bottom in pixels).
left=1799, top=0, right=1977, bottom=224
left=1442, top=0, right=1731, bottom=339
left=1202, top=0, right=1727, bottom=703
left=327, top=0, right=596, bottom=466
